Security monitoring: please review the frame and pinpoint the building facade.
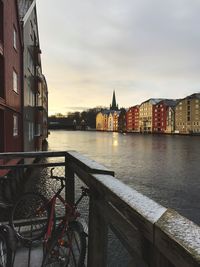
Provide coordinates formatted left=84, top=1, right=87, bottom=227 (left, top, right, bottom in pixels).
left=126, top=106, right=139, bottom=132
left=175, top=93, right=200, bottom=134
left=139, top=99, right=162, bottom=133
left=0, top=0, right=23, bottom=153
left=113, top=111, right=120, bottom=132
left=96, top=110, right=109, bottom=131
left=108, top=112, right=114, bottom=131
left=18, top=0, right=48, bottom=151
left=153, top=100, right=178, bottom=133
left=118, top=108, right=126, bottom=132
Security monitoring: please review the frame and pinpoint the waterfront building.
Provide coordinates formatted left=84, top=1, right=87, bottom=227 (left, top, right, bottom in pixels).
left=113, top=111, right=121, bottom=132
left=153, top=99, right=178, bottom=133
left=118, top=108, right=127, bottom=132
left=139, top=99, right=162, bottom=133
left=175, top=93, right=200, bottom=134
left=96, top=110, right=109, bottom=131
left=0, top=0, right=23, bottom=153
left=108, top=111, right=114, bottom=131
left=126, top=106, right=140, bottom=132
left=18, top=0, right=48, bottom=151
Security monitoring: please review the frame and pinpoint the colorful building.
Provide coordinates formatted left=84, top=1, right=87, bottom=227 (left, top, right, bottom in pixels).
left=96, top=110, right=109, bottom=131
left=153, top=100, right=178, bottom=133
left=175, top=93, right=200, bottom=134
left=139, top=99, right=162, bottom=133
left=108, top=112, right=114, bottom=131
left=113, top=111, right=120, bottom=132
left=126, top=106, right=140, bottom=132
left=0, top=0, right=23, bottom=153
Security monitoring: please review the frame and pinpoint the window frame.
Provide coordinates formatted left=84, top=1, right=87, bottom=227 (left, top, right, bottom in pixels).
left=13, top=114, right=18, bottom=136
left=13, top=69, right=18, bottom=93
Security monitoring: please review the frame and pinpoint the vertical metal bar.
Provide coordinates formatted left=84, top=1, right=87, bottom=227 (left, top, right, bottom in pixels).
left=65, top=155, right=75, bottom=205
left=88, top=195, right=108, bottom=267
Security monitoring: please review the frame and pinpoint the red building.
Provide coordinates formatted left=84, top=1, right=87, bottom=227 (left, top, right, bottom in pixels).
left=0, top=0, right=23, bottom=153
left=153, top=100, right=178, bottom=133
left=126, top=106, right=139, bottom=132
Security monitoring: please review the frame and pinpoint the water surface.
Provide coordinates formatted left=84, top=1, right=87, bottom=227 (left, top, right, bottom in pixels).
left=48, top=130, right=200, bottom=225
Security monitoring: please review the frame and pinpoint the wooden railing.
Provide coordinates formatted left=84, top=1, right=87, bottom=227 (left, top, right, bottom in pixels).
left=0, top=151, right=200, bottom=267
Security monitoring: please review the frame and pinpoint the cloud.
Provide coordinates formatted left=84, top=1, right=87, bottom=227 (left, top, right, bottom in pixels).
left=37, top=0, right=200, bottom=114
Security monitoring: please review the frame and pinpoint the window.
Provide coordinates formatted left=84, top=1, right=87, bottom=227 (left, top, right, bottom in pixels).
left=13, top=115, right=18, bottom=136
left=13, top=27, right=17, bottom=50
left=28, top=122, right=34, bottom=141
left=13, top=70, right=18, bottom=92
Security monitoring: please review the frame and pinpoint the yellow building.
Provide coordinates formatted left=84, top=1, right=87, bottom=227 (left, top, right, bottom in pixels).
left=139, top=99, right=162, bottom=133
left=175, top=93, right=200, bottom=134
left=96, top=111, right=109, bottom=131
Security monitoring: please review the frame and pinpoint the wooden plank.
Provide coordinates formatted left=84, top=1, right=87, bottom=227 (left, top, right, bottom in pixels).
left=155, top=209, right=200, bottom=267
left=66, top=151, right=115, bottom=176
left=95, top=199, right=148, bottom=267
left=68, top=162, right=166, bottom=242
left=0, top=162, right=65, bottom=170
left=0, top=151, right=68, bottom=159
left=65, top=156, right=75, bottom=205
left=88, top=196, right=108, bottom=267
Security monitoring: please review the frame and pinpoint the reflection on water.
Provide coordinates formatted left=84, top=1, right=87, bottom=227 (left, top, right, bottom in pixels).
left=48, top=130, right=200, bottom=225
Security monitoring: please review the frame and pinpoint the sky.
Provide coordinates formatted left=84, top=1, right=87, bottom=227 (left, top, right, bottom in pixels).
left=37, top=0, right=200, bottom=115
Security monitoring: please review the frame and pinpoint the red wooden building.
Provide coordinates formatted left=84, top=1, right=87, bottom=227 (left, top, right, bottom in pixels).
left=152, top=100, right=178, bottom=133
left=0, top=0, right=23, bottom=153
left=126, top=106, right=139, bottom=132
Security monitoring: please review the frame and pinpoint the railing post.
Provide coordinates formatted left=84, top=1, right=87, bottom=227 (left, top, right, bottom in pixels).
left=88, top=194, right=108, bottom=267
left=65, top=155, right=75, bottom=205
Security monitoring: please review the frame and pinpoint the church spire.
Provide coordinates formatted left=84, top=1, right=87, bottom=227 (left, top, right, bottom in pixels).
left=110, top=90, right=118, bottom=111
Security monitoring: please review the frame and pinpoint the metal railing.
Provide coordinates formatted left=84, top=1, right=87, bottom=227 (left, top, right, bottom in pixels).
left=0, top=151, right=200, bottom=267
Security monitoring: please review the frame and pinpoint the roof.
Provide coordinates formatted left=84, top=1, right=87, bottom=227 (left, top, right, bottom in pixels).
left=157, top=99, right=180, bottom=107
left=187, top=93, right=200, bottom=100
left=140, top=98, right=164, bottom=106
left=17, top=0, right=34, bottom=20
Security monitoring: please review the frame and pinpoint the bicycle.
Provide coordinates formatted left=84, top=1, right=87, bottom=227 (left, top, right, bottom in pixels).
left=10, top=168, right=88, bottom=266
left=0, top=225, right=12, bottom=267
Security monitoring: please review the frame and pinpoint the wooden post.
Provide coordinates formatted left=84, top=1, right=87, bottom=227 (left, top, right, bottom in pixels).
left=65, top=155, right=75, bottom=205
left=88, top=194, right=108, bottom=267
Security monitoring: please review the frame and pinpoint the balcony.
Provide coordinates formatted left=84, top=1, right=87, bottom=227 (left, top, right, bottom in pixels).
left=0, top=151, right=200, bottom=267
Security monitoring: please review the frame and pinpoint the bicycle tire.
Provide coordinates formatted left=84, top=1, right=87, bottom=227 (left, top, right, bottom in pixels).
left=0, top=231, right=12, bottom=267
left=42, top=221, right=86, bottom=267
left=11, top=192, right=50, bottom=242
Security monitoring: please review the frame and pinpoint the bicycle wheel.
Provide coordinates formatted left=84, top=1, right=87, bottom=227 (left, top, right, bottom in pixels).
left=43, top=221, right=86, bottom=267
left=0, top=232, right=12, bottom=267
left=11, top=192, right=50, bottom=242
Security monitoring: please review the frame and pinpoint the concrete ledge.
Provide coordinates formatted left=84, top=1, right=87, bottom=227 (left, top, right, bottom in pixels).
left=155, top=209, right=200, bottom=267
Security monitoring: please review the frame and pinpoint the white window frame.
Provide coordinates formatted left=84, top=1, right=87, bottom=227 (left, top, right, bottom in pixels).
left=13, top=70, right=18, bottom=93
left=13, top=115, right=18, bottom=136
left=13, top=27, right=17, bottom=50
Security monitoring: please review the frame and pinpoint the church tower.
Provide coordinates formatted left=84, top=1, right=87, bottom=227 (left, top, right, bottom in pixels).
left=110, top=90, right=119, bottom=111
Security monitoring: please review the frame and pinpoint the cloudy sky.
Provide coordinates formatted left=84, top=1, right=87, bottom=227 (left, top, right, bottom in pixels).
left=37, top=0, right=200, bottom=115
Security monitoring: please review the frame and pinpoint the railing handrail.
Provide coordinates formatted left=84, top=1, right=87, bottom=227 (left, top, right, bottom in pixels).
left=0, top=150, right=200, bottom=267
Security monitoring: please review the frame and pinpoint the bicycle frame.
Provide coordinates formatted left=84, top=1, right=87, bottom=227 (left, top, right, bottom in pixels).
left=40, top=181, right=87, bottom=246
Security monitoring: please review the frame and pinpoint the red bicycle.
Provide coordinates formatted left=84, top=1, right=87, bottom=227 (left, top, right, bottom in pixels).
left=11, top=168, right=88, bottom=266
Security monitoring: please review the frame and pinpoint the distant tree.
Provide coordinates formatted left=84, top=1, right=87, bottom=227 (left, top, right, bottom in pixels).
left=54, top=113, right=65, bottom=118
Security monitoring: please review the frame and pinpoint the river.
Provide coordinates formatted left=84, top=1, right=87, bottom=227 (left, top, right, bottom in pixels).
left=48, top=130, right=200, bottom=225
